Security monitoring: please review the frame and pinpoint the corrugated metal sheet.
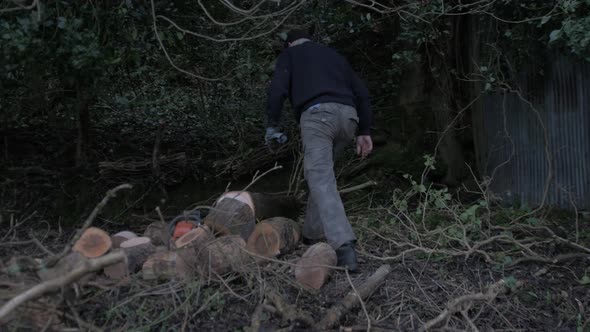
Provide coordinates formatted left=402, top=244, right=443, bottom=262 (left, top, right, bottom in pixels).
left=475, top=55, right=590, bottom=209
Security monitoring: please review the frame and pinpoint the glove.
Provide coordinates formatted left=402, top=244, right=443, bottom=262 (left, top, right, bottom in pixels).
left=265, top=127, right=288, bottom=146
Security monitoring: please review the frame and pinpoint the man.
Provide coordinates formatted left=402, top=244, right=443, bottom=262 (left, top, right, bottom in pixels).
left=264, top=29, right=373, bottom=272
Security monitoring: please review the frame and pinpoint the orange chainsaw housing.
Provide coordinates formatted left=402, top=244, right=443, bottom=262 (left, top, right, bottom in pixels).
left=172, top=221, right=196, bottom=241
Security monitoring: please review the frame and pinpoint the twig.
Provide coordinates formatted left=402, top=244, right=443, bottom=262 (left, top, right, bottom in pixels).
left=318, top=264, right=392, bottom=330
left=0, top=251, right=125, bottom=321
left=0, top=0, right=38, bottom=14
left=419, top=279, right=519, bottom=331
left=345, top=269, right=372, bottom=331
left=266, top=288, right=315, bottom=326
left=152, top=121, right=166, bottom=179
left=339, top=181, right=378, bottom=194
left=66, top=300, right=103, bottom=332
left=240, top=163, right=283, bottom=193
left=507, top=253, right=590, bottom=267
left=29, top=231, right=55, bottom=256
left=44, top=184, right=132, bottom=268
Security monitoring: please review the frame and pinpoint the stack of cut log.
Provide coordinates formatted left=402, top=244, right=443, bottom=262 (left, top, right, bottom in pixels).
left=43, top=191, right=339, bottom=289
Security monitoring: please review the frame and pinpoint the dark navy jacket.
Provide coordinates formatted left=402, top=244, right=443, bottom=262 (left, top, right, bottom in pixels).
left=266, top=41, right=373, bottom=135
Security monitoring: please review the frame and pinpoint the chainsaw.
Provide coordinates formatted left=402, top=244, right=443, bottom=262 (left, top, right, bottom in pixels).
left=167, top=211, right=203, bottom=244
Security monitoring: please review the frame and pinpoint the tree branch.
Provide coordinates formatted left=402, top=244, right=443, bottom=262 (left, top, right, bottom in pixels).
left=0, top=252, right=125, bottom=321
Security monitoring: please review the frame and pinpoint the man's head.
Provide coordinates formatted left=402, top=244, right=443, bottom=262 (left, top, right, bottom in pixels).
left=284, top=29, right=312, bottom=48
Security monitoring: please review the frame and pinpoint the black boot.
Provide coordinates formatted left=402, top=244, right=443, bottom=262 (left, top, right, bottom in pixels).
left=336, top=241, right=359, bottom=272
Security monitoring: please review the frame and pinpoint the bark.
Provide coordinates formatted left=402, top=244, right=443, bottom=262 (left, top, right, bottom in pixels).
left=246, top=217, right=300, bottom=260
left=104, top=237, right=156, bottom=280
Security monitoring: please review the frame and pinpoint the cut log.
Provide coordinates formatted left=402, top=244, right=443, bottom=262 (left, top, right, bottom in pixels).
left=204, top=198, right=256, bottom=240
left=143, top=221, right=169, bottom=246
left=198, top=235, right=251, bottom=276
left=142, top=250, right=190, bottom=280
left=216, top=191, right=300, bottom=221
left=174, top=226, right=213, bottom=274
left=72, top=227, right=112, bottom=258
left=246, top=217, right=300, bottom=259
left=175, top=225, right=212, bottom=249
left=103, top=237, right=156, bottom=280
left=119, top=237, right=150, bottom=248
left=294, top=242, right=337, bottom=290
left=216, top=191, right=255, bottom=214
left=111, top=231, right=138, bottom=249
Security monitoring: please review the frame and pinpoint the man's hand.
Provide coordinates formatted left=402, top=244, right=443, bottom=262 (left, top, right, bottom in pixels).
left=356, top=135, right=373, bottom=159
left=265, top=127, right=287, bottom=148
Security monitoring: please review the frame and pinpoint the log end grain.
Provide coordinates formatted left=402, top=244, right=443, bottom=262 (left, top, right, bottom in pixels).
left=294, top=242, right=337, bottom=290
left=72, top=227, right=112, bottom=258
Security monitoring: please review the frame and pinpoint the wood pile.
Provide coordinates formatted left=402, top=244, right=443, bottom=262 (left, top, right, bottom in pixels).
left=7, top=190, right=337, bottom=294
left=98, top=152, right=186, bottom=183
left=36, top=190, right=338, bottom=289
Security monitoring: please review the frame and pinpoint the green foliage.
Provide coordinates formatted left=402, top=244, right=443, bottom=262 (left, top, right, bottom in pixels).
left=548, top=0, right=590, bottom=60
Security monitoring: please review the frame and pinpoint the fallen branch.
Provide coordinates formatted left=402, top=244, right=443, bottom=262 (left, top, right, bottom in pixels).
left=419, top=278, right=520, bottom=331
left=318, top=264, right=392, bottom=330
left=266, top=288, right=315, bottom=327
left=44, top=184, right=132, bottom=268
left=339, top=181, right=378, bottom=194
left=0, top=251, right=125, bottom=321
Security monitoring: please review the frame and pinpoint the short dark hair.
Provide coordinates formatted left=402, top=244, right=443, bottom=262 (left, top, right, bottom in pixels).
left=284, top=29, right=311, bottom=48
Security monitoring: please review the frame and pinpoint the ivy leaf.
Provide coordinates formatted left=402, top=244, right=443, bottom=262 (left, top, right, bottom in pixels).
left=580, top=275, right=590, bottom=285
left=540, top=16, right=551, bottom=25
left=57, top=17, right=66, bottom=29
left=504, top=276, right=518, bottom=290
left=549, top=29, right=561, bottom=43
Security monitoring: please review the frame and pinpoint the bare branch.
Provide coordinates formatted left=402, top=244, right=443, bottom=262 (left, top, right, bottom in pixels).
left=0, top=0, right=37, bottom=14
left=0, top=251, right=126, bottom=321
left=44, top=184, right=132, bottom=268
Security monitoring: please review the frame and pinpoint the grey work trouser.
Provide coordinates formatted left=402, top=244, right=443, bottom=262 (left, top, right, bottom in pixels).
left=300, top=102, right=358, bottom=249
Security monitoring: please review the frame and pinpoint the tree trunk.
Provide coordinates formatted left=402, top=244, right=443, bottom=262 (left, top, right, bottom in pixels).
left=74, top=88, right=95, bottom=167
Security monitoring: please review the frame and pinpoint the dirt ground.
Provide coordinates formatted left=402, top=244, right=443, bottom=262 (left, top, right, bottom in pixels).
left=2, top=199, right=589, bottom=331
